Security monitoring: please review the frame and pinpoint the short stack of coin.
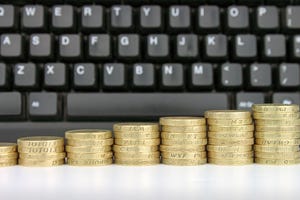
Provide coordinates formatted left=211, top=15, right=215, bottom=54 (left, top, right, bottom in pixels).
left=65, top=130, right=113, bottom=166
left=205, top=111, right=254, bottom=165
left=18, top=136, right=65, bottom=167
left=159, top=117, right=207, bottom=166
left=113, top=123, right=160, bottom=165
left=0, top=143, right=18, bottom=167
left=253, top=104, right=300, bottom=165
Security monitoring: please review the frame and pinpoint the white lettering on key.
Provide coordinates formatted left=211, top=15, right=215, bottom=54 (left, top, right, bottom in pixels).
left=25, top=7, right=36, bottom=16
left=120, top=36, right=129, bottom=46
left=194, top=65, right=204, bottom=75
left=106, top=66, right=114, bottom=75
left=0, top=7, right=5, bottom=16
left=135, top=65, right=143, bottom=75
left=149, top=36, right=158, bottom=45
left=54, top=7, right=62, bottom=17
left=46, top=65, right=55, bottom=75
left=84, top=7, right=92, bottom=16
left=171, top=7, right=180, bottom=17
left=113, top=7, right=121, bottom=16
left=230, top=7, right=239, bottom=18
left=32, top=36, right=40, bottom=46
left=91, top=36, right=98, bottom=45
left=2, top=36, right=11, bottom=45
left=164, top=65, right=173, bottom=75
left=237, top=36, right=245, bottom=46
left=179, top=37, right=186, bottom=46
left=208, top=36, right=216, bottom=46
left=259, top=7, right=267, bottom=16
left=76, top=65, right=85, bottom=75
left=61, top=36, right=70, bottom=46
left=143, top=7, right=151, bottom=17
left=17, top=65, right=25, bottom=75
left=32, top=101, right=40, bottom=108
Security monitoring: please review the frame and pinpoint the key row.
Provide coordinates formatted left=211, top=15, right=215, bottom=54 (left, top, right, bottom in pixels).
left=1, top=34, right=300, bottom=62
left=0, top=63, right=299, bottom=91
left=1, top=5, right=300, bottom=33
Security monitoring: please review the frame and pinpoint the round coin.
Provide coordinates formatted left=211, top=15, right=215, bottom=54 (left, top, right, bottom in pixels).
left=0, top=143, right=17, bottom=153
left=209, top=125, right=254, bottom=132
left=67, top=138, right=113, bottom=146
left=18, top=159, right=65, bottom=167
left=114, top=131, right=159, bottom=139
left=114, top=152, right=160, bottom=159
left=255, top=157, right=300, bottom=165
left=208, top=158, right=253, bottom=165
left=0, top=152, right=18, bottom=159
left=159, top=117, right=206, bottom=126
left=113, top=123, right=159, bottom=132
left=208, top=151, right=253, bottom=159
left=255, top=119, right=300, bottom=126
left=18, top=146, right=64, bottom=153
left=255, top=132, right=300, bottom=139
left=0, top=160, right=17, bottom=167
left=253, top=112, right=299, bottom=119
left=67, top=152, right=113, bottom=159
left=255, top=138, right=300, bottom=146
left=161, top=151, right=206, bottom=159
left=205, top=110, right=251, bottom=119
left=252, top=104, right=299, bottom=113
left=254, top=145, right=300, bottom=152
left=162, top=158, right=207, bottom=166
left=17, top=136, right=64, bottom=147
left=160, top=145, right=205, bottom=152
left=66, top=145, right=111, bottom=153
left=207, top=118, right=253, bottom=126
left=255, top=152, right=300, bottom=159
left=162, top=138, right=207, bottom=146
left=162, top=125, right=206, bottom=133
left=208, top=138, right=254, bottom=145
left=208, top=131, right=253, bottom=139
left=114, top=138, right=160, bottom=146
left=65, top=129, right=112, bottom=140
left=114, top=158, right=160, bottom=166
left=161, top=132, right=207, bottom=140
left=113, top=145, right=158, bottom=152
left=67, top=158, right=112, bottom=166
left=19, top=152, right=66, bottom=160
left=255, top=126, right=300, bottom=132
left=207, top=145, right=253, bottom=153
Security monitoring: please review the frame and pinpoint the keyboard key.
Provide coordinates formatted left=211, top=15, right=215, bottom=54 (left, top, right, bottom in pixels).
left=14, top=63, right=39, bottom=90
left=103, top=63, right=126, bottom=90
left=248, top=63, right=272, bottom=90
left=87, top=34, right=111, bottom=60
left=29, top=34, right=53, bottom=60
left=146, top=34, right=170, bottom=60
left=67, top=93, right=229, bottom=120
left=284, top=6, right=300, bottom=32
left=140, top=6, right=163, bottom=32
left=52, top=5, right=75, bottom=32
left=291, top=35, right=300, bottom=60
left=226, top=6, right=250, bottom=33
left=256, top=6, right=279, bottom=33
left=0, top=5, right=18, bottom=31
left=175, top=34, right=199, bottom=60
left=197, top=6, right=221, bottom=33
left=29, top=93, right=60, bottom=120
left=233, top=35, right=257, bottom=61
left=278, top=63, right=300, bottom=89
left=73, top=63, right=98, bottom=91
left=263, top=35, right=286, bottom=61
left=117, top=34, right=140, bottom=61
left=204, top=34, right=228, bottom=61
left=22, top=5, right=46, bottom=32
left=132, top=63, right=155, bottom=90
left=44, top=63, right=68, bottom=91
left=0, top=34, right=24, bottom=60
left=0, top=92, right=22, bottom=119
left=0, top=63, right=9, bottom=90
left=219, top=63, right=243, bottom=90
left=168, top=6, right=191, bottom=32
left=190, top=63, right=214, bottom=90
left=59, top=34, right=82, bottom=61
left=161, top=64, right=184, bottom=90
left=273, top=93, right=300, bottom=105
left=110, top=5, right=134, bottom=32
left=236, top=92, right=264, bottom=110
left=81, top=5, right=105, bottom=32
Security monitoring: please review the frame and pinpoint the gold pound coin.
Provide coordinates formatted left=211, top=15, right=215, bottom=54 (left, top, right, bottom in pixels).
left=0, top=143, right=17, bottom=153
left=113, top=145, right=158, bottom=152
left=114, top=138, right=160, bottom=146
left=67, top=158, right=112, bottom=166
left=252, top=104, right=299, bottom=113
left=208, top=158, right=253, bottom=165
left=18, top=146, right=64, bottom=153
left=208, top=131, right=253, bottom=139
left=67, top=138, right=113, bottom=146
left=208, top=138, right=254, bottom=145
left=17, top=136, right=64, bottom=147
left=255, top=138, right=300, bottom=146
left=255, top=126, right=300, bottom=132
left=19, top=152, right=66, bottom=160
left=208, top=151, right=253, bottom=159
left=207, top=118, right=253, bottom=126
left=161, top=151, right=206, bottom=159
left=255, top=132, right=300, bottom=139
left=162, top=158, right=207, bottom=166
left=255, top=119, right=300, bottom=126
left=254, top=145, right=300, bottom=152
left=159, top=117, right=206, bottom=126
left=162, top=125, right=206, bottom=133
left=161, top=132, right=206, bottom=140
left=65, top=129, right=112, bottom=140
left=0, top=152, right=18, bottom=159
left=205, top=110, right=251, bottom=119
left=255, top=152, right=300, bottom=159
left=162, top=138, right=207, bottom=146
left=255, top=157, right=300, bottom=165
left=207, top=145, right=252, bottom=153
left=209, top=125, right=254, bottom=132
left=67, top=152, right=113, bottom=159
left=253, top=112, right=299, bottom=119
left=0, top=160, right=17, bottom=167
left=114, top=158, right=160, bottom=166
left=18, top=159, right=65, bottom=167
left=66, top=145, right=111, bottom=153
left=114, top=152, right=160, bottom=159
left=114, top=131, right=159, bottom=139
left=160, top=145, right=205, bottom=152
left=113, top=123, right=159, bottom=132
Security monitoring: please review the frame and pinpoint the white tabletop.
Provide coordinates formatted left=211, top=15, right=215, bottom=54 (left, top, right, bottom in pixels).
left=1, top=165, right=300, bottom=200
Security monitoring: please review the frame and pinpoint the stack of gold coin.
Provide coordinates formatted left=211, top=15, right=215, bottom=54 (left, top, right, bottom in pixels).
left=252, top=104, right=300, bottom=165
left=113, top=123, right=160, bottom=166
left=205, top=111, right=254, bottom=165
left=0, top=143, right=18, bottom=167
left=159, top=117, right=207, bottom=166
left=18, top=136, right=65, bottom=167
left=65, top=129, right=113, bottom=166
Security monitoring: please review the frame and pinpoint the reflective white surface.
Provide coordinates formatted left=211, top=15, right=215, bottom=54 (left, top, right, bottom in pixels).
left=0, top=165, right=300, bottom=200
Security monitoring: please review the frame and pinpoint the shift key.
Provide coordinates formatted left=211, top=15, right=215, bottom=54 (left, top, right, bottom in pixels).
left=0, top=92, right=23, bottom=119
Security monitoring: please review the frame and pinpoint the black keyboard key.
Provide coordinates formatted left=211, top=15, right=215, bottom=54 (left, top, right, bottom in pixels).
left=52, top=5, right=75, bottom=32
left=132, top=63, right=155, bottom=90
left=256, top=6, right=279, bottom=33
left=226, top=6, right=250, bottom=33
left=219, top=63, right=243, bottom=90
left=88, top=34, right=111, bottom=60
left=197, top=6, right=221, bottom=33
left=110, top=5, right=134, bottom=32
left=0, top=5, right=18, bottom=31
left=29, top=93, right=60, bottom=120
left=233, top=35, right=257, bottom=61
left=263, top=35, right=286, bottom=61
left=59, top=34, right=82, bottom=61
left=117, top=34, right=140, bottom=61
left=168, top=6, right=191, bottom=32
left=73, top=63, right=98, bottom=90
left=146, top=34, right=169, bottom=61
left=236, top=92, right=264, bottom=110
left=248, top=63, right=272, bottom=90
left=29, top=34, right=53, bottom=60
left=14, top=63, right=39, bottom=90
left=0, top=34, right=24, bottom=60
left=175, top=34, right=199, bottom=60
left=81, top=5, right=105, bottom=33
left=103, top=63, right=126, bottom=90
left=278, top=63, right=300, bottom=89
left=44, top=63, right=68, bottom=91
left=204, top=34, right=228, bottom=61
left=140, top=6, right=163, bottom=32
left=190, top=63, right=214, bottom=90
left=0, top=92, right=22, bottom=119
left=67, top=93, right=229, bottom=120
left=284, top=6, right=300, bottom=32
left=161, top=64, right=184, bottom=90
left=22, top=5, right=46, bottom=32
left=273, top=93, right=300, bottom=105
left=0, top=63, right=9, bottom=90
left=291, top=35, right=300, bottom=60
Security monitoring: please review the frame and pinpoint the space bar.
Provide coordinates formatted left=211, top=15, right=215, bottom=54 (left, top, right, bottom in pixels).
left=67, top=93, right=229, bottom=120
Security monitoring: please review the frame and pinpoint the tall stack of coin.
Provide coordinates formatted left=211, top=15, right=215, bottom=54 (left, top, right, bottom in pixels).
left=0, top=143, right=18, bottom=167
left=159, top=117, right=207, bottom=166
left=18, top=136, right=65, bottom=167
left=253, top=104, right=300, bottom=165
left=205, top=111, right=254, bottom=165
left=65, top=130, right=113, bottom=166
left=113, top=123, right=160, bottom=165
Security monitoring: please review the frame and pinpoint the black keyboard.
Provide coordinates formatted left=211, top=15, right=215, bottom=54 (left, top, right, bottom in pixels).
left=1, top=0, right=300, bottom=141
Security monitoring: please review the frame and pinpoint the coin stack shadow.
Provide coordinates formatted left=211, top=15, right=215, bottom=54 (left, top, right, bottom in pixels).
left=205, top=111, right=254, bottom=165
left=113, top=123, right=160, bottom=166
left=65, top=130, right=113, bottom=166
left=160, top=117, right=207, bottom=166
left=253, top=104, right=300, bottom=165
left=18, top=136, right=65, bottom=167
left=0, top=143, right=18, bottom=167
